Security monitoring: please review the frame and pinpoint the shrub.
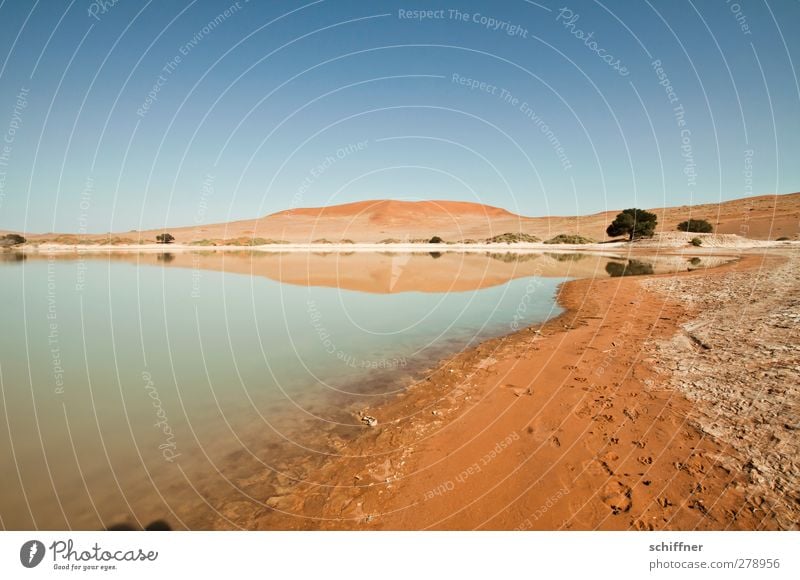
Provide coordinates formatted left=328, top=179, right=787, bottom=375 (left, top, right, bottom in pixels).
left=677, top=219, right=713, bottom=233
left=378, top=238, right=401, bottom=244
left=340, top=239, right=355, bottom=244
left=776, top=236, right=790, bottom=241
left=543, top=234, right=597, bottom=244
left=690, top=237, right=702, bottom=247
left=485, top=232, right=541, bottom=244
left=429, top=236, right=444, bottom=244
left=99, top=237, right=135, bottom=245
left=0, top=233, right=27, bottom=246
left=156, top=233, right=175, bottom=244
left=606, top=209, right=658, bottom=240
left=311, top=238, right=334, bottom=244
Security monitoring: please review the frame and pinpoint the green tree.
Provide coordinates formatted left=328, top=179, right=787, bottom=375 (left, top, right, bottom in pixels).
left=677, top=219, right=713, bottom=233
left=606, top=209, right=658, bottom=241
left=155, top=233, right=175, bottom=244
left=0, top=233, right=26, bottom=247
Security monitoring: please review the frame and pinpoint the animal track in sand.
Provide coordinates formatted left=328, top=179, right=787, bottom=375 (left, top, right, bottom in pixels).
left=633, top=518, right=655, bottom=530
left=657, top=496, right=673, bottom=508
left=638, top=456, right=654, bottom=465
left=502, top=383, right=533, bottom=397
left=601, top=480, right=632, bottom=514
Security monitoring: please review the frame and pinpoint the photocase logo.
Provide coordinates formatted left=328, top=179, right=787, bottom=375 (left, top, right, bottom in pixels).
left=19, top=540, right=45, bottom=568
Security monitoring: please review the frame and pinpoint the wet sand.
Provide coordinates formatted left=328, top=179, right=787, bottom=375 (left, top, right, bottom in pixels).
left=223, top=250, right=796, bottom=530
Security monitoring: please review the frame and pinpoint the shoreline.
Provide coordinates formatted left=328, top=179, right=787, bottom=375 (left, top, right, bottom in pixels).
left=223, top=248, right=797, bottom=530
left=9, top=232, right=797, bottom=256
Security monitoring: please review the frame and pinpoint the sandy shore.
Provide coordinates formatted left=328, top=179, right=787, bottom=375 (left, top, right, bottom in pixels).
left=215, top=248, right=798, bottom=530
left=16, top=231, right=799, bottom=255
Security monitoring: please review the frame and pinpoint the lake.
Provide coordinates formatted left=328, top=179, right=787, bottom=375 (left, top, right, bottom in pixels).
left=0, top=250, right=727, bottom=529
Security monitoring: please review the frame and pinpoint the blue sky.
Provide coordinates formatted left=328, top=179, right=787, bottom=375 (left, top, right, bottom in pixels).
left=0, top=0, right=798, bottom=233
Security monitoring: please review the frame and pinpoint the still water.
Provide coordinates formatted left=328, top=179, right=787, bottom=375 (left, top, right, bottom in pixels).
left=0, top=250, right=725, bottom=529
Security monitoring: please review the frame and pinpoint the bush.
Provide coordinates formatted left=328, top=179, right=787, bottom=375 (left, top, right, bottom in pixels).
left=677, top=219, right=713, bottom=233
left=378, top=238, right=401, bottom=244
left=606, top=209, right=658, bottom=240
left=485, top=232, right=541, bottom=244
left=311, top=238, right=333, bottom=244
left=429, top=236, right=444, bottom=244
left=690, top=237, right=702, bottom=247
left=0, top=233, right=27, bottom=247
left=543, top=234, right=597, bottom=244
left=776, top=236, right=790, bottom=241
left=340, top=239, right=355, bottom=244
left=156, top=233, right=175, bottom=244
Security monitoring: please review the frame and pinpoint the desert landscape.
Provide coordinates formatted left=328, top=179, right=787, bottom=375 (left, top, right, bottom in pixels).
left=3, top=194, right=797, bottom=531
left=2, top=2, right=799, bottom=576
left=6, top=192, right=799, bottom=247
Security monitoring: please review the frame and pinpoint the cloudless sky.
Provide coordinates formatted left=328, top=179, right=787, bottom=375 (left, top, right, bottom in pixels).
left=0, top=0, right=798, bottom=233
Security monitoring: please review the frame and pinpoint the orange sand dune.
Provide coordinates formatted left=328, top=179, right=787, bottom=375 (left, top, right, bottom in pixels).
left=21, top=192, right=800, bottom=243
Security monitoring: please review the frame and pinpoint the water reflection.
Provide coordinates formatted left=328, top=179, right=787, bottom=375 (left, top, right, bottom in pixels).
left=605, top=259, right=656, bottom=277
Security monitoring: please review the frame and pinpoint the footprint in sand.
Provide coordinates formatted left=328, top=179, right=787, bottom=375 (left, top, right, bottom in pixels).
left=503, top=383, right=533, bottom=397
left=633, top=518, right=655, bottom=531
left=601, top=480, right=632, bottom=515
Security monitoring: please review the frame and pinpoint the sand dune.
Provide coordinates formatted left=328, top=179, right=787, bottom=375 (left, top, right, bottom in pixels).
left=18, top=191, right=800, bottom=244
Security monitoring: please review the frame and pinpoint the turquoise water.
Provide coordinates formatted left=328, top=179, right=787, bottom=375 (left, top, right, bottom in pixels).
left=0, top=253, right=566, bottom=529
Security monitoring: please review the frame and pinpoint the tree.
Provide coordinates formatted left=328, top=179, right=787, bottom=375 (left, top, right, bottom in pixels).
left=606, top=209, right=658, bottom=241
left=429, top=236, right=444, bottom=244
left=156, top=233, right=175, bottom=244
left=0, top=233, right=26, bottom=247
left=677, top=219, right=713, bottom=233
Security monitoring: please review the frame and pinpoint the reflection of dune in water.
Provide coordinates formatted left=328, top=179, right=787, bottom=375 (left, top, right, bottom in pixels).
left=19, top=250, right=737, bottom=294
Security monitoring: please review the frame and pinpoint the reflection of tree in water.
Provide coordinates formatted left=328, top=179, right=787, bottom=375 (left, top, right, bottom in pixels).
left=486, top=252, right=540, bottom=263
left=546, top=252, right=588, bottom=263
left=157, top=253, right=175, bottom=263
left=0, top=251, right=26, bottom=262
left=605, top=259, right=655, bottom=277
left=429, top=252, right=442, bottom=259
